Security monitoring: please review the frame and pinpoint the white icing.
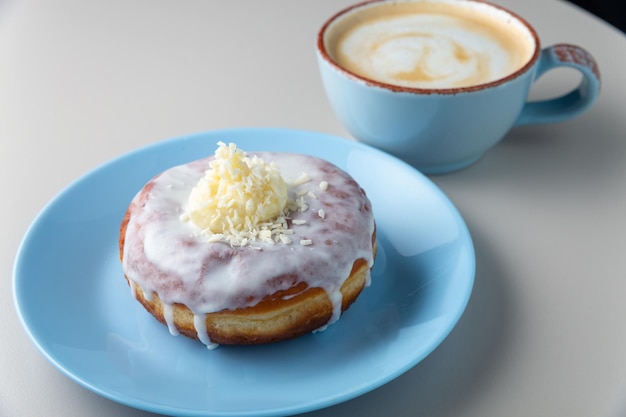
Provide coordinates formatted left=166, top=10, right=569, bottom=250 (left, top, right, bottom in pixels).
left=122, top=153, right=375, bottom=346
left=328, top=289, right=344, bottom=326
left=162, top=303, right=179, bottom=336
left=193, top=313, right=217, bottom=348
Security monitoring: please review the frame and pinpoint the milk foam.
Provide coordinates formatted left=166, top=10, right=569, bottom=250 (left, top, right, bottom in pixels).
left=325, top=1, right=535, bottom=89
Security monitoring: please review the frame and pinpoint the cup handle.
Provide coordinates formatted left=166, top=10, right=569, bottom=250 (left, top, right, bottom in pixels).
left=514, top=44, right=601, bottom=126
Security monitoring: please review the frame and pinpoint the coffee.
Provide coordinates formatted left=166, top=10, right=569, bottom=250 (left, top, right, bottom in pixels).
left=323, top=0, right=536, bottom=89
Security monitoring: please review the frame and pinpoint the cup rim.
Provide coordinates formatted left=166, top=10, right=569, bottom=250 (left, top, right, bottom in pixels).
left=317, top=0, right=542, bottom=95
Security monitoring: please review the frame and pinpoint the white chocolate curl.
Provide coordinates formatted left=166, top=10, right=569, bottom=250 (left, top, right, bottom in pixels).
left=187, top=142, right=288, bottom=234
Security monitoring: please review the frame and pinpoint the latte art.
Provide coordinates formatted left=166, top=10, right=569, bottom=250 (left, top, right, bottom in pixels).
left=324, top=1, right=535, bottom=89
left=342, top=17, right=501, bottom=88
left=370, top=32, right=481, bottom=85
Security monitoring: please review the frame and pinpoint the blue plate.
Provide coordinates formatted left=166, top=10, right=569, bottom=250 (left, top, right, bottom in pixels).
left=13, top=128, right=474, bottom=417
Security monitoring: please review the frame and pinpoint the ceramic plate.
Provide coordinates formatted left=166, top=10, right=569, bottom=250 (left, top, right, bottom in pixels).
left=13, top=128, right=474, bottom=417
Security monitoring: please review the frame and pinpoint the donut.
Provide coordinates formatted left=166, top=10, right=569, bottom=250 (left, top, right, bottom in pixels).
left=119, top=143, right=376, bottom=348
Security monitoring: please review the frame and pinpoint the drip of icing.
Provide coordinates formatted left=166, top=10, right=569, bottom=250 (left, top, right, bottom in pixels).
left=327, top=288, right=344, bottom=326
left=193, top=314, right=218, bottom=349
left=162, top=303, right=179, bottom=336
left=129, top=281, right=137, bottom=299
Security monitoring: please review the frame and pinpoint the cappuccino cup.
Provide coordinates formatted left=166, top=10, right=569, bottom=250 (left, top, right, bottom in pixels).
left=317, top=0, right=601, bottom=174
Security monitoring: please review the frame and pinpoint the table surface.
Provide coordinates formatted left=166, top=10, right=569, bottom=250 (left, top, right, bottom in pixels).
left=2, top=1, right=626, bottom=416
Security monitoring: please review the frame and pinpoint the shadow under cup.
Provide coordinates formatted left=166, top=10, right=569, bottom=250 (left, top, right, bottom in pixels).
left=316, top=0, right=601, bottom=174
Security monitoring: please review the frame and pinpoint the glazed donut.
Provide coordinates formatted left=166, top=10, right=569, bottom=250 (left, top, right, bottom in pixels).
left=119, top=146, right=376, bottom=348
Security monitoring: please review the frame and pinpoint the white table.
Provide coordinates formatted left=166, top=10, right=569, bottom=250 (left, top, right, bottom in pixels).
left=2, top=1, right=625, bottom=416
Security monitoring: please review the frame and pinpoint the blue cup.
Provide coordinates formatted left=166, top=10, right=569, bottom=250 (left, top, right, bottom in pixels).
left=316, top=0, right=601, bottom=174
